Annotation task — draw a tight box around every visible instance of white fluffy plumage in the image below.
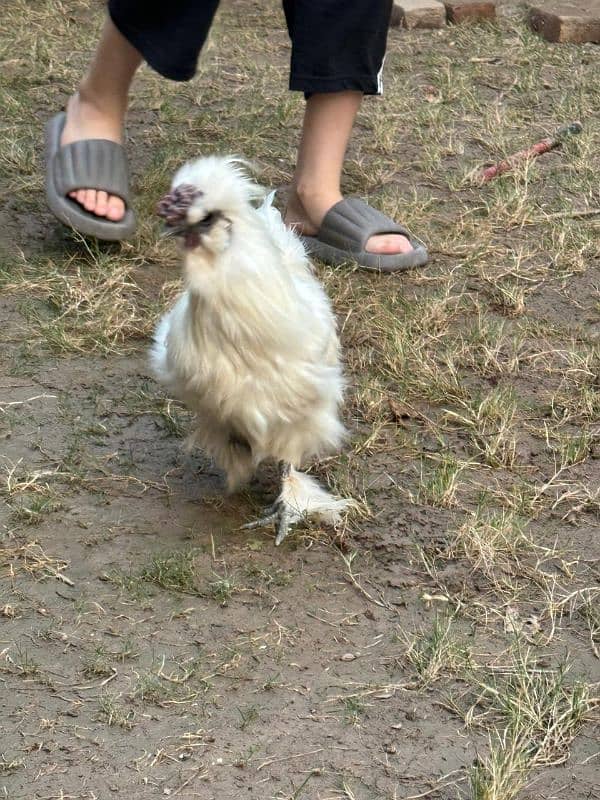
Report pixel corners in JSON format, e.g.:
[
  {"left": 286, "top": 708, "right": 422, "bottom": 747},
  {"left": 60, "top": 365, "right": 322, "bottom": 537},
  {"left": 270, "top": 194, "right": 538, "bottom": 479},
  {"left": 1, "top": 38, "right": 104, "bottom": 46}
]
[{"left": 151, "top": 156, "right": 354, "bottom": 543}]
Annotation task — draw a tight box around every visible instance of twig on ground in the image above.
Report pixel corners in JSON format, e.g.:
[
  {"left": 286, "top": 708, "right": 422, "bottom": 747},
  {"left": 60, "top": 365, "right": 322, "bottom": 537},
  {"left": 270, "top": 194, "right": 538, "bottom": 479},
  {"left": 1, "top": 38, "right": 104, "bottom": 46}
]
[
  {"left": 257, "top": 749, "right": 324, "bottom": 772},
  {"left": 338, "top": 550, "right": 396, "bottom": 612}
]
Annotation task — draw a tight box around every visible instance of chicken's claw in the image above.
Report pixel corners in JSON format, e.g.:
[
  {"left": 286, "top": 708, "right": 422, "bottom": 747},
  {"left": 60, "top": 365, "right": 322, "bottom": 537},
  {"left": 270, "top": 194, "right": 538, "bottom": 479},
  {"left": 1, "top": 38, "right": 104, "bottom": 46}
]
[{"left": 241, "top": 500, "right": 296, "bottom": 546}]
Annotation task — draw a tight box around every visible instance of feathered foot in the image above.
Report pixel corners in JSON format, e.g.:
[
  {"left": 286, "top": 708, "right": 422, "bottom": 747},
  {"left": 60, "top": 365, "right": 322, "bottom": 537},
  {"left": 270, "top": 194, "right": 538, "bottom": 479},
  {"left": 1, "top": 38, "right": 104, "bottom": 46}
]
[
  {"left": 241, "top": 462, "right": 356, "bottom": 546},
  {"left": 241, "top": 463, "right": 295, "bottom": 545},
  {"left": 241, "top": 498, "right": 296, "bottom": 546}
]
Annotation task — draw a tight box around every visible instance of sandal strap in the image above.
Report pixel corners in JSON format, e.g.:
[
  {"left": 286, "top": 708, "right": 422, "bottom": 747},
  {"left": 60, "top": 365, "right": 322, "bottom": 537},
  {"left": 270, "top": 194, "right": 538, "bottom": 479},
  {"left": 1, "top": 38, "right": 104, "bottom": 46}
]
[
  {"left": 318, "top": 198, "right": 411, "bottom": 252},
  {"left": 53, "top": 138, "right": 131, "bottom": 204}
]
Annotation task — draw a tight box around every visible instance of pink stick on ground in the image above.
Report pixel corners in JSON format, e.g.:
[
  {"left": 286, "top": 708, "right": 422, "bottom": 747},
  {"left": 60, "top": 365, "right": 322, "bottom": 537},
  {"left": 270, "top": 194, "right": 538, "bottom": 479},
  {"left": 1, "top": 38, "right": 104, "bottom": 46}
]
[
  {"left": 481, "top": 139, "right": 554, "bottom": 181},
  {"left": 479, "top": 121, "right": 582, "bottom": 183}
]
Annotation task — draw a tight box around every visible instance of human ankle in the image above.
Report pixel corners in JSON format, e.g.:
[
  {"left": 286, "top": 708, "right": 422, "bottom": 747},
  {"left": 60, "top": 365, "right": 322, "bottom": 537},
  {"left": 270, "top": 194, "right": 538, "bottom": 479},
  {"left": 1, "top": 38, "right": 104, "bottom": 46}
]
[
  {"left": 294, "top": 182, "right": 342, "bottom": 227},
  {"left": 295, "top": 178, "right": 341, "bottom": 201},
  {"left": 75, "top": 80, "right": 128, "bottom": 120}
]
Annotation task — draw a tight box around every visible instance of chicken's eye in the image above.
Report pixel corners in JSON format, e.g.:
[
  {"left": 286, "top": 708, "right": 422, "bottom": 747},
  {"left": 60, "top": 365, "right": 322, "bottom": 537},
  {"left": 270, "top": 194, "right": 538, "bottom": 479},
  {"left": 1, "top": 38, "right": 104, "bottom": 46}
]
[{"left": 190, "top": 212, "right": 217, "bottom": 231}]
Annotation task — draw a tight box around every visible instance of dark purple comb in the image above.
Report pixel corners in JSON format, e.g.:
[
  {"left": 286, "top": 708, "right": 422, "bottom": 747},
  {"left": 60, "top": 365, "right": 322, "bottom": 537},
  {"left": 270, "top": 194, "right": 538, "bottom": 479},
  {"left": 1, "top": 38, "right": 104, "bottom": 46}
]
[{"left": 156, "top": 183, "right": 203, "bottom": 227}]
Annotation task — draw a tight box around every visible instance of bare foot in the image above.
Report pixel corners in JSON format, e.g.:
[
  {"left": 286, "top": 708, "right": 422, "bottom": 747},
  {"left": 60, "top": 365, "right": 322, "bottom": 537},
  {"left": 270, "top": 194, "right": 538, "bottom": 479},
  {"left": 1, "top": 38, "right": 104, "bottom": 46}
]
[
  {"left": 285, "top": 188, "right": 414, "bottom": 256},
  {"left": 61, "top": 90, "right": 126, "bottom": 221}
]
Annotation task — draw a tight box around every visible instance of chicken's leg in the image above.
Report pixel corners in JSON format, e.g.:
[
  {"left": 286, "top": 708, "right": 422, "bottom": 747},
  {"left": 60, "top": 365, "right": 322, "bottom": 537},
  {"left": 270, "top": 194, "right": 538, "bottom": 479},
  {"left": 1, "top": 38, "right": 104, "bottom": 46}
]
[{"left": 241, "top": 462, "right": 298, "bottom": 546}]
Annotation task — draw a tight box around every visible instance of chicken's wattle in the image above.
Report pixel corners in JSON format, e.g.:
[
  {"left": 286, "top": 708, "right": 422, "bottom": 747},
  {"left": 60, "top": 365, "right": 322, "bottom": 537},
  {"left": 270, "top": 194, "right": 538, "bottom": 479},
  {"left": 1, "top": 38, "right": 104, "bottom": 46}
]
[{"left": 184, "top": 229, "right": 201, "bottom": 249}]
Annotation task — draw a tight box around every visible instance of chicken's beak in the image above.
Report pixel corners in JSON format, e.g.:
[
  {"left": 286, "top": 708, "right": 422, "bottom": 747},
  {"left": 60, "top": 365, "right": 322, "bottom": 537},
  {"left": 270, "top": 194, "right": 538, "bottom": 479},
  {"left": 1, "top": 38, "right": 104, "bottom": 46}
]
[{"left": 163, "top": 215, "right": 218, "bottom": 250}]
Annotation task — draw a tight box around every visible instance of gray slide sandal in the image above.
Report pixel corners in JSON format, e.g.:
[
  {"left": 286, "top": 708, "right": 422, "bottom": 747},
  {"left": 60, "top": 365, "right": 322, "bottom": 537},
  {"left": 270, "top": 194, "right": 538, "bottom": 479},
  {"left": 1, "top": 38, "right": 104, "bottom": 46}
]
[
  {"left": 45, "top": 112, "right": 136, "bottom": 241},
  {"left": 301, "top": 198, "right": 428, "bottom": 272}
]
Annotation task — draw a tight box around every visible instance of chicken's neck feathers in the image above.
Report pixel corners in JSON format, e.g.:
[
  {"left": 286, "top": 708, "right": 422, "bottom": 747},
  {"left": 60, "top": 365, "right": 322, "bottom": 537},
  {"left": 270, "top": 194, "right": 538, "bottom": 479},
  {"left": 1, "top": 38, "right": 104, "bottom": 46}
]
[{"left": 181, "top": 214, "right": 334, "bottom": 361}]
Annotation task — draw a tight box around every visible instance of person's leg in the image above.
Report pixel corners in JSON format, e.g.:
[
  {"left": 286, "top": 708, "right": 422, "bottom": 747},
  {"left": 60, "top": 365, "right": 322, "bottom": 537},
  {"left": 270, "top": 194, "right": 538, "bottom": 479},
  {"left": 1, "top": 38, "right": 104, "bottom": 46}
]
[
  {"left": 58, "top": 0, "right": 219, "bottom": 222},
  {"left": 286, "top": 91, "right": 361, "bottom": 230},
  {"left": 283, "top": 0, "right": 412, "bottom": 256},
  {"left": 61, "top": 17, "right": 141, "bottom": 221},
  {"left": 286, "top": 93, "right": 414, "bottom": 256}
]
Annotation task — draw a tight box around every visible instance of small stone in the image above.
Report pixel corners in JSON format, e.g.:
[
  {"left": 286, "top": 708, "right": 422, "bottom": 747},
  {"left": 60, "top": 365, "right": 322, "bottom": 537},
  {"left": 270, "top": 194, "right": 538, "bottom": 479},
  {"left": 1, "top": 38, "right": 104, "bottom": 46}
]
[
  {"left": 529, "top": 2, "right": 600, "bottom": 43},
  {"left": 391, "top": 1, "right": 446, "bottom": 29},
  {"left": 384, "top": 742, "right": 397, "bottom": 754},
  {"left": 340, "top": 652, "right": 357, "bottom": 661},
  {"left": 444, "top": 1, "right": 496, "bottom": 23}
]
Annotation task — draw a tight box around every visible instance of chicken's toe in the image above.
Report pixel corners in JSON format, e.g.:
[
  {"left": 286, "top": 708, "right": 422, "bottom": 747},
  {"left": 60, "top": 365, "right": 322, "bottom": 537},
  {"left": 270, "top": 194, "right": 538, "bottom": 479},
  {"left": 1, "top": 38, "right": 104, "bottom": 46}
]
[
  {"left": 274, "top": 504, "right": 294, "bottom": 546},
  {"left": 241, "top": 500, "right": 299, "bottom": 545},
  {"left": 240, "top": 504, "right": 279, "bottom": 531}
]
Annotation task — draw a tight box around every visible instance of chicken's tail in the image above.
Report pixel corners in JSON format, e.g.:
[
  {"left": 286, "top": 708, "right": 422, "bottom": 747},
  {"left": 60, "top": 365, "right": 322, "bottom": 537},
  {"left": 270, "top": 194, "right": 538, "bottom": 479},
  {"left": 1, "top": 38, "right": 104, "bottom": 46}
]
[{"left": 278, "top": 467, "right": 358, "bottom": 528}]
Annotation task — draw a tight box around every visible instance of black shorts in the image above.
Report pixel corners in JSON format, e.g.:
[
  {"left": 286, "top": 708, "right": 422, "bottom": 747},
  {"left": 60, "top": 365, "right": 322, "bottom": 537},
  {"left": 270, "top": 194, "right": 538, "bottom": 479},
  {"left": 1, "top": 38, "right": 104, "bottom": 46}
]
[{"left": 108, "top": 0, "right": 393, "bottom": 94}]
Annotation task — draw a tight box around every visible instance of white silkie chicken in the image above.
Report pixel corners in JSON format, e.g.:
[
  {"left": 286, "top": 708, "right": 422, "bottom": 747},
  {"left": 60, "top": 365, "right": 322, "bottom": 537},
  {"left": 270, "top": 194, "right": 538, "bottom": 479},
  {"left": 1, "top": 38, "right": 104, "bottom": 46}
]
[{"left": 151, "top": 156, "right": 355, "bottom": 545}]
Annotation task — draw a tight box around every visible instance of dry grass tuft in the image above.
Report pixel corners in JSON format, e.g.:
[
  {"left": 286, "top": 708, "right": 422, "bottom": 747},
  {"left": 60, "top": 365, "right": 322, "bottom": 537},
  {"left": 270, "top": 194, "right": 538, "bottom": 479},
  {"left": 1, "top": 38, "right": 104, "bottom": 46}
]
[
  {"left": 467, "top": 649, "right": 597, "bottom": 799},
  {"left": 0, "top": 540, "right": 72, "bottom": 585},
  {"left": 402, "top": 613, "right": 470, "bottom": 687},
  {"left": 0, "top": 249, "right": 179, "bottom": 354}
]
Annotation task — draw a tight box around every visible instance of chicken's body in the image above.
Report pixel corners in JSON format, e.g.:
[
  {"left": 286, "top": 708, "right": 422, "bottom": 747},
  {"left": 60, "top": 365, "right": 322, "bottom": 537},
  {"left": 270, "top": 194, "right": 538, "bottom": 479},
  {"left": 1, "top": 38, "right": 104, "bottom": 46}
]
[{"left": 151, "top": 157, "right": 353, "bottom": 543}]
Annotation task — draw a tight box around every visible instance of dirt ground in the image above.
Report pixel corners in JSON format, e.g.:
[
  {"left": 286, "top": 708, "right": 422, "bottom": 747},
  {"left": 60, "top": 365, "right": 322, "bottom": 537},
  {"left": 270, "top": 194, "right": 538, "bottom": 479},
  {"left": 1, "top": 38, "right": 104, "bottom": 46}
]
[{"left": 1, "top": 2, "right": 599, "bottom": 798}]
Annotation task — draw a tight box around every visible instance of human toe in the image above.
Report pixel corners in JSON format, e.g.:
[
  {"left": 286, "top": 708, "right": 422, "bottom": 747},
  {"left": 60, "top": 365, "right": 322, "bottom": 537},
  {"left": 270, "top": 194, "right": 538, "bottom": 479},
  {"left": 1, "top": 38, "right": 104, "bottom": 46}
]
[
  {"left": 106, "top": 195, "right": 126, "bottom": 222},
  {"left": 82, "top": 189, "right": 99, "bottom": 213},
  {"left": 94, "top": 190, "right": 109, "bottom": 217},
  {"left": 366, "top": 233, "right": 414, "bottom": 255}
]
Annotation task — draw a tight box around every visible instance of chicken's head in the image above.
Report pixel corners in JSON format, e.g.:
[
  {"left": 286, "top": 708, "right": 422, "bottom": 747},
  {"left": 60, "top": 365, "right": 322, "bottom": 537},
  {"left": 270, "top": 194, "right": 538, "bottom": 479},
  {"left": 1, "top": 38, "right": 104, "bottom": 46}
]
[{"left": 157, "top": 156, "right": 263, "bottom": 258}]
